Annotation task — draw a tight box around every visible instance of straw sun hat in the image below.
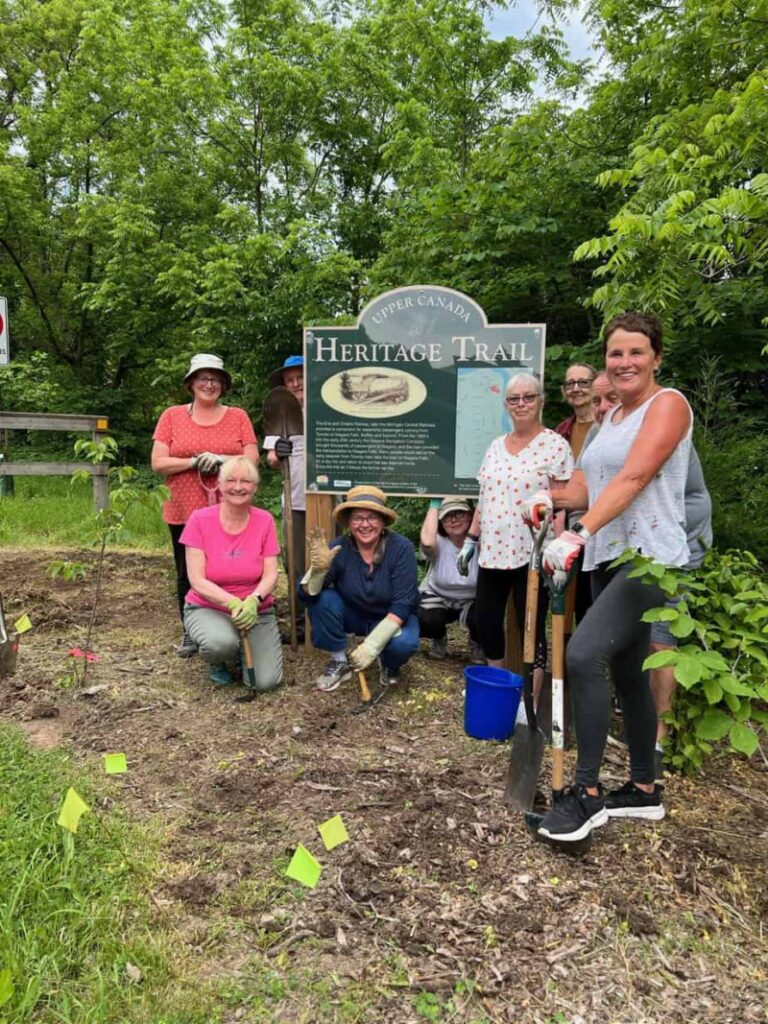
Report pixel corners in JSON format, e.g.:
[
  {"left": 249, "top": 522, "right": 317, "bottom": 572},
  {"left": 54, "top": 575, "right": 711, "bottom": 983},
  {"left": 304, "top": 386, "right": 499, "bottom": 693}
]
[{"left": 333, "top": 485, "right": 397, "bottom": 525}]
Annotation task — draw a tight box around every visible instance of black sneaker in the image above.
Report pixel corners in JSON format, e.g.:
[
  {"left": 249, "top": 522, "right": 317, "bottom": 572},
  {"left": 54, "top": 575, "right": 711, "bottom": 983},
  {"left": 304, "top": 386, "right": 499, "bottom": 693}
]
[
  {"left": 537, "top": 784, "right": 608, "bottom": 842},
  {"left": 381, "top": 667, "right": 400, "bottom": 688},
  {"left": 605, "top": 781, "right": 665, "bottom": 821}
]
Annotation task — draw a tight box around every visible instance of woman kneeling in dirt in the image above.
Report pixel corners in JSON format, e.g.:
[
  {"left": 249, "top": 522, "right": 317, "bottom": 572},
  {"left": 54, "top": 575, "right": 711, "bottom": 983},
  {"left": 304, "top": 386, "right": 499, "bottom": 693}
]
[
  {"left": 299, "top": 486, "right": 420, "bottom": 694},
  {"left": 180, "top": 456, "right": 282, "bottom": 692}
]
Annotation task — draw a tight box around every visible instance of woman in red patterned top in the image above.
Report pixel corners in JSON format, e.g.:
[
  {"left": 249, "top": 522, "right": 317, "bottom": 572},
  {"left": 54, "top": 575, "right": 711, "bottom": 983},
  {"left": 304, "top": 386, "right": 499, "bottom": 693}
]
[{"left": 151, "top": 354, "right": 259, "bottom": 656}]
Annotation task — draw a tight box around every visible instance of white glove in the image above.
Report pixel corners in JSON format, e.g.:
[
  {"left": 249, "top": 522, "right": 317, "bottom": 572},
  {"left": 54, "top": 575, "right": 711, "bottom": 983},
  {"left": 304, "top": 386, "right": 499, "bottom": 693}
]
[
  {"left": 521, "top": 490, "right": 553, "bottom": 528},
  {"left": 542, "top": 530, "right": 588, "bottom": 585},
  {"left": 349, "top": 618, "right": 401, "bottom": 671}
]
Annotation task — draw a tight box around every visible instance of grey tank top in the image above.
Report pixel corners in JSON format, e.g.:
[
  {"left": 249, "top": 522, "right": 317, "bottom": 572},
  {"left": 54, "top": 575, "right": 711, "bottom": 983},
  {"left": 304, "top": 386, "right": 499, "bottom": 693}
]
[{"left": 581, "top": 388, "right": 693, "bottom": 570}]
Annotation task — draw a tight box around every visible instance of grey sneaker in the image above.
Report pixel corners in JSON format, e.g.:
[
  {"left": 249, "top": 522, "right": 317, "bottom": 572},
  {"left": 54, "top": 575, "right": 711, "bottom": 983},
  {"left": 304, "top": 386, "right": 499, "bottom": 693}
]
[
  {"left": 428, "top": 638, "right": 447, "bottom": 660},
  {"left": 469, "top": 640, "right": 484, "bottom": 664},
  {"left": 314, "top": 660, "right": 352, "bottom": 693},
  {"left": 175, "top": 630, "right": 198, "bottom": 658}
]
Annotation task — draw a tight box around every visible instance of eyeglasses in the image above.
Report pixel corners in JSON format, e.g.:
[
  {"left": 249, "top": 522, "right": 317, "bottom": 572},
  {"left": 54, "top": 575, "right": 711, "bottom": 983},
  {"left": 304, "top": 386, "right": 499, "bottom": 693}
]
[
  {"left": 442, "top": 510, "right": 470, "bottom": 521},
  {"left": 563, "top": 379, "right": 594, "bottom": 391},
  {"left": 195, "top": 375, "right": 223, "bottom": 386},
  {"left": 349, "top": 514, "right": 381, "bottom": 525},
  {"left": 505, "top": 394, "right": 539, "bottom": 406}
]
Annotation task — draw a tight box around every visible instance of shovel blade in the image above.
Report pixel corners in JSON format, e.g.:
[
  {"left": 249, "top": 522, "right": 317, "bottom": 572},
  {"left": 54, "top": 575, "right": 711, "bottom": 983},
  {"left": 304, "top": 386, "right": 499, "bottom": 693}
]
[{"left": 504, "top": 724, "right": 546, "bottom": 810}]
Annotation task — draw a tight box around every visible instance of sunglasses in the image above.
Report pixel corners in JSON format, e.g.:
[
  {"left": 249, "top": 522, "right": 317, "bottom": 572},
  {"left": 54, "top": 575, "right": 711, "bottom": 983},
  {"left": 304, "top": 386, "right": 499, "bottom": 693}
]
[
  {"left": 563, "top": 379, "right": 594, "bottom": 391},
  {"left": 505, "top": 394, "right": 539, "bottom": 406}
]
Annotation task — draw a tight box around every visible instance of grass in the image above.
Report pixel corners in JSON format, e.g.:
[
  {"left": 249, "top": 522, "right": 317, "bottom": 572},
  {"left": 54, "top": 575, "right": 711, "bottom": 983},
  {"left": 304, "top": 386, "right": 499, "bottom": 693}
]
[
  {"left": 0, "top": 470, "right": 288, "bottom": 552},
  {"left": 0, "top": 478, "right": 168, "bottom": 551},
  {"left": 0, "top": 725, "right": 218, "bottom": 1024}
]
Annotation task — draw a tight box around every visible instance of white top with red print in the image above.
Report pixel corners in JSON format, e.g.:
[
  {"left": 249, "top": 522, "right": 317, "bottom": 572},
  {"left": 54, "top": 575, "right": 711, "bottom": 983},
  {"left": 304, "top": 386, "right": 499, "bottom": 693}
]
[{"left": 477, "top": 430, "right": 573, "bottom": 570}]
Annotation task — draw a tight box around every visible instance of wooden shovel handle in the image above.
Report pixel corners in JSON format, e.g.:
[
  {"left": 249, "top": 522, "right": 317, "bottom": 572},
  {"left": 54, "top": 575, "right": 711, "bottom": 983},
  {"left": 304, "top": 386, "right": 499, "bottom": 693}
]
[
  {"left": 357, "top": 671, "right": 371, "bottom": 703},
  {"left": 240, "top": 628, "right": 254, "bottom": 671}
]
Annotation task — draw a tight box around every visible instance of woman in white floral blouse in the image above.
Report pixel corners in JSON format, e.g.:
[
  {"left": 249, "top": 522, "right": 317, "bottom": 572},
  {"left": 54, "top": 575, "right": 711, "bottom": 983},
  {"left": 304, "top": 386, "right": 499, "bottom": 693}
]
[{"left": 457, "top": 374, "right": 573, "bottom": 676}]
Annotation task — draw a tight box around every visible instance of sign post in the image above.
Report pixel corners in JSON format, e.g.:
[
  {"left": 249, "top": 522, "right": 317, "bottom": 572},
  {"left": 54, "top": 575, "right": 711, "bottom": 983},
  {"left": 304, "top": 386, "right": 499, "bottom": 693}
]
[{"left": 304, "top": 285, "right": 545, "bottom": 497}]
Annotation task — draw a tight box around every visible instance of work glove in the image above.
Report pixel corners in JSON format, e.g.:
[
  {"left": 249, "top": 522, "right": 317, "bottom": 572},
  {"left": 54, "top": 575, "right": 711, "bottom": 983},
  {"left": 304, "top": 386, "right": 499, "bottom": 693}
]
[
  {"left": 300, "top": 528, "right": 340, "bottom": 595},
  {"left": 456, "top": 534, "right": 479, "bottom": 577},
  {"left": 228, "top": 596, "right": 259, "bottom": 630},
  {"left": 429, "top": 498, "right": 442, "bottom": 510},
  {"left": 274, "top": 437, "right": 293, "bottom": 459},
  {"left": 193, "top": 451, "right": 225, "bottom": 474},
  {"left": 349, "top": 617, "right": 402, "bottom": 671},
  {"left": 521, "top": 490, "right": 553, "bottom": 529},
  {"left": 542, "top": 530, "right": 588, "bottom": 587}
]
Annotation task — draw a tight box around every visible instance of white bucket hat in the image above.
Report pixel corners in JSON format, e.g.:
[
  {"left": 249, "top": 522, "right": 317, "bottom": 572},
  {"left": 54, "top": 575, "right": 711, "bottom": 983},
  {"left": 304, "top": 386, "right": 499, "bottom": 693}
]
[{"left": 184, "top": 353, "right": 232, "bottom": 390}]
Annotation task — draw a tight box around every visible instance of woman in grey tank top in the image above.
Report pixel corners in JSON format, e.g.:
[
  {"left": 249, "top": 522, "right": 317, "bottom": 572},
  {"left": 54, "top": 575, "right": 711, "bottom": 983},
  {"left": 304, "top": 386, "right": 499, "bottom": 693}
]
[{"left": 531, "top": 312, "right": 692, "bottom": 845}]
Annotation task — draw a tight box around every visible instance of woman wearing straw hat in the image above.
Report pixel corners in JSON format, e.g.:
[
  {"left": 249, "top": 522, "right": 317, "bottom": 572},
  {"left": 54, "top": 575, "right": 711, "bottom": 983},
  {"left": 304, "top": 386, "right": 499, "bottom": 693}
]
[
  {"left": 299, "top": 486, "right": 420, "bottom": 692},
  {"left": 152, "top": 354, "right": 258, "bottom": 657}
]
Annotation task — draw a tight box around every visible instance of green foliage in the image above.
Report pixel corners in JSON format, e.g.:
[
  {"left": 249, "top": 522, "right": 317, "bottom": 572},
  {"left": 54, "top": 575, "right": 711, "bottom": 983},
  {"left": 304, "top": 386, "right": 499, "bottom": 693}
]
[
  {"left": 46, "top": 560, "right": 89, "bottom": 583},
  {"left": 0, "top": 725, "right": 215, "bottom": 1023},
  {"left": 70, "top": 437, "right": 169, "bottom": 682},
  {"left": 633, "top": 549, "right": 768, "bottom": 773}
]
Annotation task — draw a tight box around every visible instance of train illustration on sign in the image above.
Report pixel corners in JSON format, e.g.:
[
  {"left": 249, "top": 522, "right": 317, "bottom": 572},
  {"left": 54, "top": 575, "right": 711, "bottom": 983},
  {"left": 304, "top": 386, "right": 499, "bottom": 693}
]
[{"left": 339, "top": 371, "right": 409, "bottom": 405}]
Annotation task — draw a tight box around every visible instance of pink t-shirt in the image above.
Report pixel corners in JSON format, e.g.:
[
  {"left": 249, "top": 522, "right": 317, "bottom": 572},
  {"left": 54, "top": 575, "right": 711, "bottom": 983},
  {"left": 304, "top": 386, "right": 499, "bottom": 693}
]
[
  {"left": 153, "top": 405, "right": 258, "bottom": 524},
  {"left": 180, "top": 505, "right": 280, "bottom": 611}
]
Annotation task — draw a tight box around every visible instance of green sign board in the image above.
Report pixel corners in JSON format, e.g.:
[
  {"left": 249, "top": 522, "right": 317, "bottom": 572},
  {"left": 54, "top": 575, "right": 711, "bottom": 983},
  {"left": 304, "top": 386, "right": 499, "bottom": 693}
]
[{"left": 305, "top": 285, "right": 545, "bottom": 496}]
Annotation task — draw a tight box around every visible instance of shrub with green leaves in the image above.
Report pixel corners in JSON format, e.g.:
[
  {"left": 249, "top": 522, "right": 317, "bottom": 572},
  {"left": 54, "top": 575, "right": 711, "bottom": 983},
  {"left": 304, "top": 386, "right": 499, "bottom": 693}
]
[{"left": 622, "top": 549, "right": 768, "bottom": 773}]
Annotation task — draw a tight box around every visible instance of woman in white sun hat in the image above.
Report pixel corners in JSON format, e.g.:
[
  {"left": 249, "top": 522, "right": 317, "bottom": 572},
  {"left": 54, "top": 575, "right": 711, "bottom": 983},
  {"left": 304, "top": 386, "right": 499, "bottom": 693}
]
[{"left": 151, "top": 354, "right": 258, "bottom": 657}]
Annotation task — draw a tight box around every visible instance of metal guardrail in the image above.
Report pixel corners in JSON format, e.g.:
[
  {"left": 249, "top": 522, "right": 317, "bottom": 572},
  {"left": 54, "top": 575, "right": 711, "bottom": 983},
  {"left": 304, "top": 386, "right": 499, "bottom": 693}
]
[{"left": 0, "top": 412, "right": 110, "bottom": 510}]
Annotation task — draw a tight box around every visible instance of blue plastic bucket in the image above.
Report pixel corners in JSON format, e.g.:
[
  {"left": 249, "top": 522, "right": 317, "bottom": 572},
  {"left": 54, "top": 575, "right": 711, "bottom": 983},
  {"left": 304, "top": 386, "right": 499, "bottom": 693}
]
[{"left": 463, "top": 666, "right": 524, "bottom": 741}]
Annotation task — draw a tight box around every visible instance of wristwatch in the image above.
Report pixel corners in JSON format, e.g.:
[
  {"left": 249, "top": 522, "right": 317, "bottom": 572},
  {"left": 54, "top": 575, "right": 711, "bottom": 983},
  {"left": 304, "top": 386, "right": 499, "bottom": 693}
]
[{"left": 571, "top": 522, "right": 592, "bottom": 539}]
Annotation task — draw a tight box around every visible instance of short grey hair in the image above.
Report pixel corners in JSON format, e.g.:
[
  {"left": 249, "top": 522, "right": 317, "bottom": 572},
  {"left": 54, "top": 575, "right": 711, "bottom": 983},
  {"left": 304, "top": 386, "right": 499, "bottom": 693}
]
[
  {"left": 505, "top": 372, "right": 543, "bottom": 399},
  {"left": 219, "top": 456, "right": 260, "bottom": 486}
]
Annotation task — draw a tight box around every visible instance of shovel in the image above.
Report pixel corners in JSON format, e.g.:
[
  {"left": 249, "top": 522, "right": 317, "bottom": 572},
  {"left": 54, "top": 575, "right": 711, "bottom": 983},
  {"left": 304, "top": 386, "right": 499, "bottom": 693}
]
[
  {"left": 524, "top": 568, "right": 594, "bottom": 856},
  {"left": 503, "top": 517, "right": 551, "bottom": 810},
  {"left": 262, "top": 386, "right": 304, "bottom": 652},
  {"left": 236, "top": 628, "right": 258, "bottom": 703},
  {"left": 350, "top": 668, "right": 389, "bottom": 714}
]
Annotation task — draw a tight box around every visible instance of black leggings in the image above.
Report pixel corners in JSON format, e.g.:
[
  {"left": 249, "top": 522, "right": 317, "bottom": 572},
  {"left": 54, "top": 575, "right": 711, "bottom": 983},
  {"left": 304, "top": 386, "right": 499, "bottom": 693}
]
[
  {"left": 417, "top": 602, "right": 479, "bottom": 643},
  {"left": 474, "top": 565, "right": 547, "bottom": 667},
  {"left": 568, "top": 564, "right": 664, "bottom": 787},
  {"left": 168, "top": 524, "right": 189, "bottom": 622}
]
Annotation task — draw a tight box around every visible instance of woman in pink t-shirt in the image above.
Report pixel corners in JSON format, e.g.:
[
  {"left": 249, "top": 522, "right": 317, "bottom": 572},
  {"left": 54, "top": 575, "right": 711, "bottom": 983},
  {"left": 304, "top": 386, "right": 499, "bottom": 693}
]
[
  {"left": 151, "top": 354, "right": 258, "bottom": 656},
  {"left": 180, "top": 457, "right": 282, "bottom": 692}
]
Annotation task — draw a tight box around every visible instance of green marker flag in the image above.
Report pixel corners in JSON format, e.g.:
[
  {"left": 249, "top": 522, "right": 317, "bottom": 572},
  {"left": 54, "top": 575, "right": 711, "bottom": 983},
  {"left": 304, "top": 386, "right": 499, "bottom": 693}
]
[
  {"left": 0, "top": 968, "right": 14, "bottom": 1008},
  {"left": 58, "top": 788, "right": 90, "bottom": 834},
  {"left": 285, "top": 844, "right": 322, "bottom": 888},
  {"left": 104, "top": 753, "right": 127, "bottom": 775},
  {"left": 318, "top": 814, "right": 349, "bottom": 851}
]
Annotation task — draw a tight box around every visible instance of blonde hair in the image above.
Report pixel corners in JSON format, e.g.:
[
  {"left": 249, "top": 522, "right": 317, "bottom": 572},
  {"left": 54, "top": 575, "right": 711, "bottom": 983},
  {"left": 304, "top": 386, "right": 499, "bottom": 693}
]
[{"left": 219, "top": 456, "right": 259, "bottom": 486}]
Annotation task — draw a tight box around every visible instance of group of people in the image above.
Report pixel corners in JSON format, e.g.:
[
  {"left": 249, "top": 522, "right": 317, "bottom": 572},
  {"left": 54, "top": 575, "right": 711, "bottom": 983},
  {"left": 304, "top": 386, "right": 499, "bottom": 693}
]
[{"left": 151, "top": 310, "right": 711, "bottom": 845}]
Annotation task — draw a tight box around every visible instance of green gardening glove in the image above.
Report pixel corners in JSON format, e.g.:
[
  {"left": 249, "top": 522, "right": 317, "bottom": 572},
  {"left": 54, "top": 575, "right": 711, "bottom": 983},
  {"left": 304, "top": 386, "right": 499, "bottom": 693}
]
[{"left": 229, "top": 596, "right": 259, "bottom": 630}]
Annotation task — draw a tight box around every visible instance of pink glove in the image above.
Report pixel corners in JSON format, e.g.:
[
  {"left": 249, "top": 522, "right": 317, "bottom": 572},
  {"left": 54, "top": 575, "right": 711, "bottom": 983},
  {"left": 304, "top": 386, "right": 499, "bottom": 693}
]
[
  {"left": 542, "top": 530, "right": 587, "bottom": 578},
  {"left": 521, "top": 490, "right": 553, "bottom": 528}
]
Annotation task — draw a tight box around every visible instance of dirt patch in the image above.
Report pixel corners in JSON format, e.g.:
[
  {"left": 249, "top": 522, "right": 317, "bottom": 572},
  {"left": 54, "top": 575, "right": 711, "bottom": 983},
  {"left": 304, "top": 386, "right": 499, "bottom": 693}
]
[{"left": 2, "top": 546, "right": 767, "bottom": 1023}]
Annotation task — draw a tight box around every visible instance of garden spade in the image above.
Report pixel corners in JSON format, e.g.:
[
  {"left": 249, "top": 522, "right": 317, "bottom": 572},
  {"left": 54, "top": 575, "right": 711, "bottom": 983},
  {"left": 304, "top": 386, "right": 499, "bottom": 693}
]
[
  {"left": 504, "top": 517, "right": 551, "bottom": 811},
  {"left": 524, "top": 568, "right": 594, "bottom": 856},
  {"left": 237, "top": 628, "right": 258, "bottom": 702},
  {"left": 262, "top": 386, "right": 304, "bottom": 651}
]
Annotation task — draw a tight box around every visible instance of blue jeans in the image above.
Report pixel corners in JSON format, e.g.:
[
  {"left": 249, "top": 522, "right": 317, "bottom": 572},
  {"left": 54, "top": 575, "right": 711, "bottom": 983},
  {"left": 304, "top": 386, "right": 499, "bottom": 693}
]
[{"left": 307, "top": 589, "right": 419, "bottom": 670}]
